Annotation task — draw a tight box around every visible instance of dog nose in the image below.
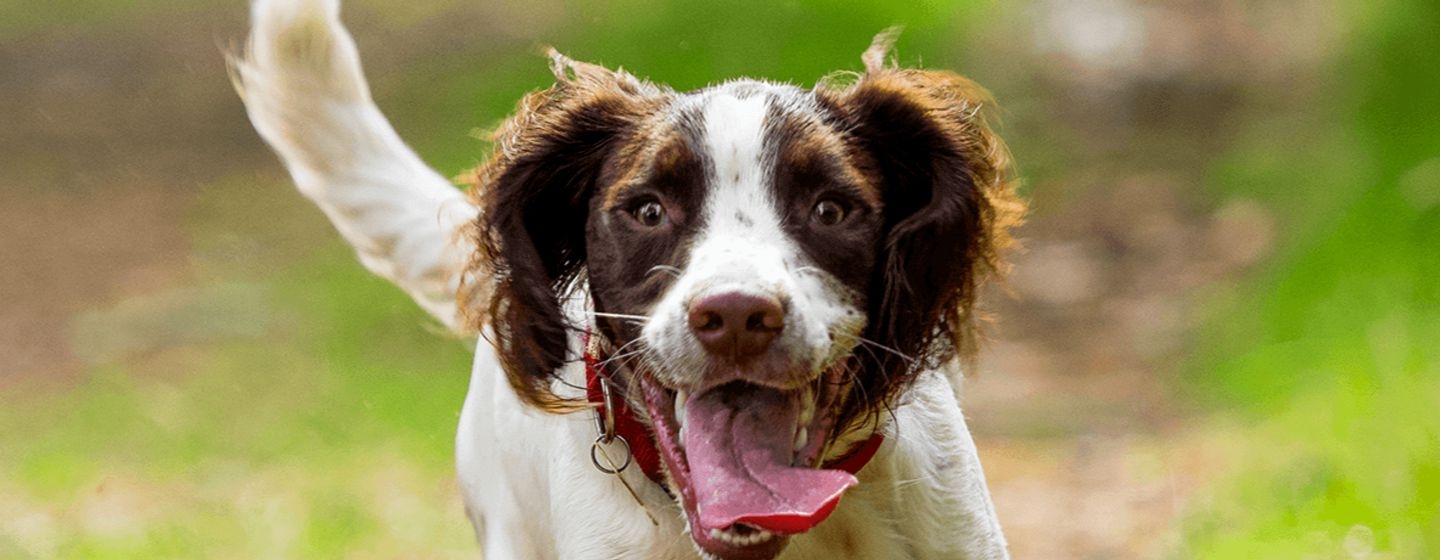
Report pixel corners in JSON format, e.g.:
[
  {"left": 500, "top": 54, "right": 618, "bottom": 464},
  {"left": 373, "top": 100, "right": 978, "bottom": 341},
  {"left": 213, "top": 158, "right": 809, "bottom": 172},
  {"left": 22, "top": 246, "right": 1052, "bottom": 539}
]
[{"left": 688, "top": 292, "right": 784, "bottom": 359}]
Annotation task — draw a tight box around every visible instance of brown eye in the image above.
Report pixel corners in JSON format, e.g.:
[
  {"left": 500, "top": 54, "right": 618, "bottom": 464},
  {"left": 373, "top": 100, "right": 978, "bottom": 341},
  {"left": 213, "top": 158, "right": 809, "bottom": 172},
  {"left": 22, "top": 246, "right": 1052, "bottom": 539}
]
[
  {"left": 812, "top": 199, "right": 847, "bottom": 226},
  {"left": 633, "top": 200, "right": 667, "bottom": 228}
]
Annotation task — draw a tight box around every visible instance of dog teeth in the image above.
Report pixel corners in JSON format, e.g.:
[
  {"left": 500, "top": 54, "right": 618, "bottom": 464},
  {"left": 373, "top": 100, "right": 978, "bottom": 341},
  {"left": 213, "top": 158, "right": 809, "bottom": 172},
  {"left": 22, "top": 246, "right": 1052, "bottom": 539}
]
[
  {"left": 673, "top": 388, "right": 685, "bottom": 446},
  {"left": 797, "top": 387, "right": 814, "bottom": 428},
  {"left": 709, "top": 527, "right": 775, "bottom": 547},
  {"left": 793, "top": 386, "right": 815, "bottom": 453}
]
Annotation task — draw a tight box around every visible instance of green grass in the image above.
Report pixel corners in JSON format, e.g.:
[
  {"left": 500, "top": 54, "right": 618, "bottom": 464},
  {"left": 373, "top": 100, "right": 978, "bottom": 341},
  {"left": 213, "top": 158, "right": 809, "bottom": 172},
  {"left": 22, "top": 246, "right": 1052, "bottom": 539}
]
[{"left": 0, "top": 250, "right": 479, "bottom": 558}]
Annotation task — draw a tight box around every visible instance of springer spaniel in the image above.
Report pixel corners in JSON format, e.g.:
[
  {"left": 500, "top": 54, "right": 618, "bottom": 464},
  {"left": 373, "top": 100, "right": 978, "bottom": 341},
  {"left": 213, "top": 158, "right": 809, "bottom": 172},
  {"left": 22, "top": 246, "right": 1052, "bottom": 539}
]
[{"left": 234, "top": 0, "right": 1024, "bottom": 558}]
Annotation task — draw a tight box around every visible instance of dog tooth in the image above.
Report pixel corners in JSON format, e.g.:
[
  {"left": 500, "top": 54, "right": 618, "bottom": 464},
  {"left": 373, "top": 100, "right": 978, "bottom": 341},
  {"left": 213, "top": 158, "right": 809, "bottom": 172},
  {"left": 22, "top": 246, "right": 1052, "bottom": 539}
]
[
  {"left": 708, "top": 525, "right": 775, "bottom": 547},
  {"left": 793, "top": 427, "right": 808, "bottom": 453},
  {"left": 675, "top": 391, "right": 688, "bottom": 446},
  {"left": 797, "top": 388, "right": 814, "bottom": 427}
]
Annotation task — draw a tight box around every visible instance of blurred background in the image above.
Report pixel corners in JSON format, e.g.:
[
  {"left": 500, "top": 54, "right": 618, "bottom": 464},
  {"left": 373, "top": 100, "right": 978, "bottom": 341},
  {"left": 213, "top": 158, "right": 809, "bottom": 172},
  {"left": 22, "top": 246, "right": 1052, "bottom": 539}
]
[{"left": 2, "top": 0, "right": 1436, "bottom": 557}]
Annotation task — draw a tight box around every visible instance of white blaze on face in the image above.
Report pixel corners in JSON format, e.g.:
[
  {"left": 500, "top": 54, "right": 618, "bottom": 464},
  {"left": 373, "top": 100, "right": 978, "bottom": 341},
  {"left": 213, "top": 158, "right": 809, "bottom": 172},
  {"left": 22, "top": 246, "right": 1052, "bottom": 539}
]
[
  {"left": 701, "top": 93, "right": 785, "bottom": 244},
  {"left": 690, "top": 92, "right": 790, "bottom": 289},
  {"left": 640, "top": 86, "right": 865, "bottom": 390}
]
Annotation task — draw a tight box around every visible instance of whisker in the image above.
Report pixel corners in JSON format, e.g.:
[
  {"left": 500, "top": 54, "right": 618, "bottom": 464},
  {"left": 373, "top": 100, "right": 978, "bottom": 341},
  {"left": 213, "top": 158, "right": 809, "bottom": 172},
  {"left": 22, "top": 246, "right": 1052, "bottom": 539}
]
[
  {"left": 593, "top": 354, "right": 645, "bottom": 374},
  {"left": 591, "top": 312, "right": 652, "bottom": 323},
  {"left": 596, "top": 351, "right": 646, "bottom": 372},
  {"left": 597, "top": 337, "right": 646, "bottom": 362},
  {"left": 854, "top": 338, "right": 888, "bottom": 369},
  {"left": 647, "top": 265, "right": 682, "bottom": 279},
  {"left": 833, "top": 331, "right": 915, "bottom": 364}
]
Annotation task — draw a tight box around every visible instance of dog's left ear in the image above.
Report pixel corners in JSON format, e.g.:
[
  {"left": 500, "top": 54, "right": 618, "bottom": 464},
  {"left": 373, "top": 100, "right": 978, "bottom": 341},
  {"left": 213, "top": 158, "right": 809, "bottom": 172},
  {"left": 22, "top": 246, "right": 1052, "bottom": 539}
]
[
  {"left": 464, "top": 51, "right": 664, "bottom": 412},
  {"left": 822, "top": 30, "right": 1025, "bottom": 402}
]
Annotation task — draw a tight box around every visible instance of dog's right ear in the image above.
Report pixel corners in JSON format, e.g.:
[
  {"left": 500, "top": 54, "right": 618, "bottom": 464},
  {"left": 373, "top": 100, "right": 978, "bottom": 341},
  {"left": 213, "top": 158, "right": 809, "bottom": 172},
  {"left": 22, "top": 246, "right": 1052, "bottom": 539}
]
[
  {"left": 463, "top": 51, "right": 665, "bottom": 412},
  {"left": 818, "top": 30, "right": 1025, "bottom": 423}
]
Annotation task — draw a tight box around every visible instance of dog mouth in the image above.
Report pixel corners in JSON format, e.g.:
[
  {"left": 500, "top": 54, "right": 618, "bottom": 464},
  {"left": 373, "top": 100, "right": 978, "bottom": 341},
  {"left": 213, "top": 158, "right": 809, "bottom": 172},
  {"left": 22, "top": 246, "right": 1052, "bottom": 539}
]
[{"left": 638, "top": 367, "right": 854, "bottom": 560}]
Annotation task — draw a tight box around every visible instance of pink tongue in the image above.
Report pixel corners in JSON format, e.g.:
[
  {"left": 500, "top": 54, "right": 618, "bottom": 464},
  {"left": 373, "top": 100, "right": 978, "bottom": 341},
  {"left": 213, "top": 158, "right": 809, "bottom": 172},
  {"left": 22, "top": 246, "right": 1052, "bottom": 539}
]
[{"left": 684, "top": 385, "right": 857, "bottom": 535}]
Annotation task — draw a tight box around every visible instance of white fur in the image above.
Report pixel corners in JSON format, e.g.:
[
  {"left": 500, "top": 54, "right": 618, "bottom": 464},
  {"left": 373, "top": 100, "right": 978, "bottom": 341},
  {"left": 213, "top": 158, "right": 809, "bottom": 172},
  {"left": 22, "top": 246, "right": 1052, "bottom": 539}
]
[{"left": 238, "top": 1, "right": 1009, "bottom": 558}]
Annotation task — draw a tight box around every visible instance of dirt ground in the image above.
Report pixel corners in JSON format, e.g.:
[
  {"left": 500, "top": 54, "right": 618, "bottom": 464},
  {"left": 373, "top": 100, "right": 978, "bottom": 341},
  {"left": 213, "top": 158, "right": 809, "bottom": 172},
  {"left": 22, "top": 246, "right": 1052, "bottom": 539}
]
[{"left": 966, "top": 180, "right": 1270, "bottom": 558}]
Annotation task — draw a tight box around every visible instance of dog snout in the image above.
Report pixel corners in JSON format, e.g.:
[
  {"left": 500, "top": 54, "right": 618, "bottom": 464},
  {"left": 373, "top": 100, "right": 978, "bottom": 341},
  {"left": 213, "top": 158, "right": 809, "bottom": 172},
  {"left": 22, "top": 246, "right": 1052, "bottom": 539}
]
[{"left": 687, "top": 292, "right": 784, "bottom": 360}]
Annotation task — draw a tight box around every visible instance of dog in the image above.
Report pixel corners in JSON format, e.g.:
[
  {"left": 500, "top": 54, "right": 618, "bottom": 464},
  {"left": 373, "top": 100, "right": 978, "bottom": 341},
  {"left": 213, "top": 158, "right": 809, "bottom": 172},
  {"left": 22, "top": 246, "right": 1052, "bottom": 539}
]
[{"left": 234, "top": 0, "right": 1023, "bottom": 558}]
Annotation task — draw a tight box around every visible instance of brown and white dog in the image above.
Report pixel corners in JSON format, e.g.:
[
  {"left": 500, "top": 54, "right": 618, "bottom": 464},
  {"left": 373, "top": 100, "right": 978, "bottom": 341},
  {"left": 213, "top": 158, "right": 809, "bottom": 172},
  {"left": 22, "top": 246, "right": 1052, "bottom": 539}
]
[{"left": 235, "top": 0, "right": 1024, "bottom": 558}]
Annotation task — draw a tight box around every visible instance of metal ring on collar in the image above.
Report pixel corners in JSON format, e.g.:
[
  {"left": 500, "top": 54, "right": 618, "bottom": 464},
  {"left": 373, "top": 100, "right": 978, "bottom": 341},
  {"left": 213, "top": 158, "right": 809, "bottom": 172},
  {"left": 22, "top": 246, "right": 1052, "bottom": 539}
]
[{"left": 590, "top": 433, "right": 633, "bottom": 474}]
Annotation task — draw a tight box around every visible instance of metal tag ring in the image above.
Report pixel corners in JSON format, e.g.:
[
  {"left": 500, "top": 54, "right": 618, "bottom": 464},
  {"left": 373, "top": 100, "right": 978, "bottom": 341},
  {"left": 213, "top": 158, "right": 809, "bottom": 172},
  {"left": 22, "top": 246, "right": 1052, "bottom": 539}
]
[{"left": 590, "top": 433, "right": 633, "bottom": 475}]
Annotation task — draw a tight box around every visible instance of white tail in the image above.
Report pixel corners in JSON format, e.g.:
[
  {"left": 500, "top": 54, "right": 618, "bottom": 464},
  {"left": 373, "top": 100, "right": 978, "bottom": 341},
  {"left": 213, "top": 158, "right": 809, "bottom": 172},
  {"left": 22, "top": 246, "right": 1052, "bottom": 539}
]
[{"left": 231, "top": 0, "right": 477, "bottom": 331}]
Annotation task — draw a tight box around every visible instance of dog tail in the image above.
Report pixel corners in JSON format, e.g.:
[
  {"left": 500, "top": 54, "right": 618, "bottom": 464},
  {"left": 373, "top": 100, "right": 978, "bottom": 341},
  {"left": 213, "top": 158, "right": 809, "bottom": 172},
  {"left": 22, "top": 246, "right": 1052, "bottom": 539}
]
[{"left": 230, "top": 0, "right": 477, "bottom": 331}]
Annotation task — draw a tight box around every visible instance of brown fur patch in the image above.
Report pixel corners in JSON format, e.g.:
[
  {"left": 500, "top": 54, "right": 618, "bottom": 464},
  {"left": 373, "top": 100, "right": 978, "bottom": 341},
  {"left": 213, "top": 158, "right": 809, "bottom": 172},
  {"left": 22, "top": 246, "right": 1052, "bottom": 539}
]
[
  {"left": 774, "top": 117, "right": 881, "bottom": 207},
  {"left": 599, "top": 132, "right": 694, "bottom": 211}
]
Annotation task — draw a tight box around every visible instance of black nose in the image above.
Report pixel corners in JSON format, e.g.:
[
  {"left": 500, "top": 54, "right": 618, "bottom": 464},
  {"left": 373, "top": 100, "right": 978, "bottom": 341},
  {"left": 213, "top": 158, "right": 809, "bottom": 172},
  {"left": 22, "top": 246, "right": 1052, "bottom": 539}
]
[{"left": 687, "top": 292, "right": 785, "bottom": 359}]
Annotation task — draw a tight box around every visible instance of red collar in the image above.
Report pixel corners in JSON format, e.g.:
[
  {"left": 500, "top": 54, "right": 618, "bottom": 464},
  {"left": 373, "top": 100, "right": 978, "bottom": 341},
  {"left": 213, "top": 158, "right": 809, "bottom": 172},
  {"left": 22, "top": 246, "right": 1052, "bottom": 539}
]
[{"left": 583, "top": 338, "right": 884, "bottom": 486}]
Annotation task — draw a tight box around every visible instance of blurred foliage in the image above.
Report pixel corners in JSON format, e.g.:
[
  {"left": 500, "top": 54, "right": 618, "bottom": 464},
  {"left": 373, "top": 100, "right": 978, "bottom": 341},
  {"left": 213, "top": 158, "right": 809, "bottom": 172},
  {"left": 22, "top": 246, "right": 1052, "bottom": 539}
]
[
  {"left": 373, "top": 0, "right": 994, "bottom": 173},
  {"left": 0, "top": 0, "right": 219, "bottom": 34},
  {"left": 1182, "top": 0, "right": 1440, "bottom": 556}
]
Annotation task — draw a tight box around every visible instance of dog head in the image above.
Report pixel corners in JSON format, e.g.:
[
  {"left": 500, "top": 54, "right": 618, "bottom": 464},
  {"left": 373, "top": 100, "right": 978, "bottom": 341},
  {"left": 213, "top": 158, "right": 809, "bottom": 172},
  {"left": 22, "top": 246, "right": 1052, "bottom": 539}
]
[{"left": 465, "top": 31, "right": 1022, "bottom": 559}]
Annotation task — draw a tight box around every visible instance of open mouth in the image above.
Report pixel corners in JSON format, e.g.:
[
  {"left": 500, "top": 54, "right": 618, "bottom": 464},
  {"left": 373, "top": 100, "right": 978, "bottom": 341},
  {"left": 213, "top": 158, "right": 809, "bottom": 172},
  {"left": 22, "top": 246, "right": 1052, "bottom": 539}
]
[{"left": 638, "top": 366, "right": 855, "bottom": 560}]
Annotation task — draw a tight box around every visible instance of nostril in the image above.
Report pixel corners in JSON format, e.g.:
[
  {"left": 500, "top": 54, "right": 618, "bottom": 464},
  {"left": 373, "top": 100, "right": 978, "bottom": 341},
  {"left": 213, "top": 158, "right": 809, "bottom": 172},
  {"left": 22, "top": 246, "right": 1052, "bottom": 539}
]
[
  {"left": 691, "top": 310, "right": 724, "bottom": 332},
  {"left": 688, "top": 292, "right": 785, "bottom": 359},
  {"left": 745, "top": 310, "right": 782, "bottom": 332}
]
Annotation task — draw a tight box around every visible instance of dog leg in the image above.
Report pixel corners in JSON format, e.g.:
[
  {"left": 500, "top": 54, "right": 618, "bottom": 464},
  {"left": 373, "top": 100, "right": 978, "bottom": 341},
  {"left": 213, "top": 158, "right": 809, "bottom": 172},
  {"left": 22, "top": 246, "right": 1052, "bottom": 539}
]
[{"left": 231, "top": 0, "right": 477, "bottom": 330}]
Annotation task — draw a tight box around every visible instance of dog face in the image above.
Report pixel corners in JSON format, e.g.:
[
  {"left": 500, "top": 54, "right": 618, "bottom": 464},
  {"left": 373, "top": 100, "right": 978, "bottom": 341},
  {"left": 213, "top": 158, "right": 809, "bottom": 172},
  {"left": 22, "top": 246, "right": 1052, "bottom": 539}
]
[
  {"left": 467, "top": 34, "right": 1022, "bottom": 560},
  {"left": 594, "top": 85, "right": 877, "bottom": 397}
]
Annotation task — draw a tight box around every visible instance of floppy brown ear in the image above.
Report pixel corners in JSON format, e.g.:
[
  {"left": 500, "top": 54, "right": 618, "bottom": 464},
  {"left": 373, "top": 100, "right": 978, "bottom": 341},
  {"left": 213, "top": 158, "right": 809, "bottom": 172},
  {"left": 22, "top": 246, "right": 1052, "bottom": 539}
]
[
  {"left": 823, "top": 31, "right": 1025, "bottom": 409},
  {"left": 463, "top": 52, "right": 665, "bottom": 412}
]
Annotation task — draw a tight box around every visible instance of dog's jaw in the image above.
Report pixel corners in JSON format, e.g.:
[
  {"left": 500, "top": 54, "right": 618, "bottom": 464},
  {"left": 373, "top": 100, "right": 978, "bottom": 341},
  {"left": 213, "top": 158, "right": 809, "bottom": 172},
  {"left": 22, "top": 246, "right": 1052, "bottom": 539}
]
[{"left": 636, "top": 364, "right": 860, "bottom": 560}]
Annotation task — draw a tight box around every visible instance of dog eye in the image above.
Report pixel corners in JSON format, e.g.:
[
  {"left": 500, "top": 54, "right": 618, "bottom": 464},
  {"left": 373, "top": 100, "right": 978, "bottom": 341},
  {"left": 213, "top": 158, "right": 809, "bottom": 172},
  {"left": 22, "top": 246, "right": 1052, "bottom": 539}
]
[
  {"left": 811, "top": 199, "right": 847, "bottom": 226},
  {"left": 633, "top": 200, "right": 667, "bottom": 228}
]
